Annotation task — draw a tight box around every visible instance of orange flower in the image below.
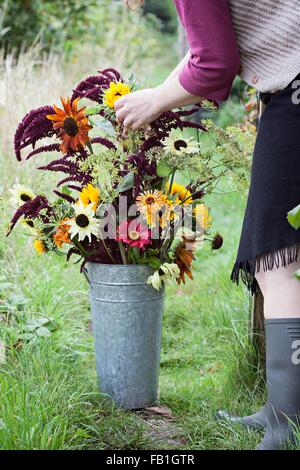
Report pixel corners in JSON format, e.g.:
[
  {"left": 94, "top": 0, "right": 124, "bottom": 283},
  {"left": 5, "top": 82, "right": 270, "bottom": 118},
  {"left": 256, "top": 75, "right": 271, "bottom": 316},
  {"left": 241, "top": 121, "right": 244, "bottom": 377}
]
[
  {"left": 53, "top": 218, "right": 72, "bottom": 248},
  {"left": 175, "top": 240, "right": 195, "bottom": 285},
  {"left": 47, "top": 97, "right": 92, "bottom": 154}
]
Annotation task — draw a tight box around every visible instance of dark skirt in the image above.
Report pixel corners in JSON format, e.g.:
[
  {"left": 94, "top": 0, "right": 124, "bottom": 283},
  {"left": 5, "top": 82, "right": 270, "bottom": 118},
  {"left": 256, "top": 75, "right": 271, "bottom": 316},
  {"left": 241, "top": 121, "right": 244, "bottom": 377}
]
[{"left": 231, "top": 74, "right": 300, "bottom": 293}]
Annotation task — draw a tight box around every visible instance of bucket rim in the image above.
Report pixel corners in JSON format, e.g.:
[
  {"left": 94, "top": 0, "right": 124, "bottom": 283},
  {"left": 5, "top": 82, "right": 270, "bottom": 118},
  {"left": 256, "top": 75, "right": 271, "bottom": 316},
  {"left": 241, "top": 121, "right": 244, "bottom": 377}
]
[{"left": 86, "top": 262, "right": 154, "bottom": 269}]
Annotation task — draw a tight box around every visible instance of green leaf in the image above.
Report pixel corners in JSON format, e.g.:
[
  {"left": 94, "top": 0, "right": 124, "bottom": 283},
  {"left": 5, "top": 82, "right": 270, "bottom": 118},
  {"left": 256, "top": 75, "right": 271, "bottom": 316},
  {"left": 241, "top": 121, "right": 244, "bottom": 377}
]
[
  {"left": 90, "top": 116, "right": 115, "bottom": 136},
  {"left": 23, "top": 319, "right": 40, "bottom": 332},
  {"left": 157, "top": 160, "right": 172, "bottom": 177},
  {"left": 288, "top": 204, "right": 300, "bottom": 229},
  {"left": 173, "top": 170, "right": 195, "bottom": 187},
  {"left": 19, "top": 332, "right": 35, "bottom": 342},
  {"left": 61, "top": 185, "right": 72, "bottom": 196},
  {"left": 295, "top": 269, "right": 300, "bottom": 281},
  {"left": 117, "top": 172, "right": 135, "bottom": 193},
  {"left": 35, "top": 327, "right": 51, "bottom": 338},
  {"left": 148, "top": 257, "right": 161, "bottom": 269},
  {"left": 86, "top": 106, "right": 101, "bottom": 116}
]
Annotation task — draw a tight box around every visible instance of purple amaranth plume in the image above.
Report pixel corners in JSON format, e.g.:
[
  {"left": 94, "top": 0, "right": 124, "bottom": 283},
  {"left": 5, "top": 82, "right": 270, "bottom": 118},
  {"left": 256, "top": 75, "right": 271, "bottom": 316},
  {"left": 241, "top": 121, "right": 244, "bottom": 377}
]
[
  {"left": 127, "top": 151, "right": 157, "bottom": 177},
  {"left": 26, "top": 144, "right": 61, "bottom": 161},
  {"left": 91, "top": 137, "right": 116, "bottom": 150},
  {"left": 14, "top": 106, "right": 57, "bottom": 161},
  {"left": 57, "top": 174, "right": 92, "bottom": 188},
  {"left": 53, "top": 190, "right": 75, "bottom": 204},
  {"left": 7, "top": 196, "right": 51, "bottom": 235},
  {"left": 150, "top": 109, "right": 206, "bottom": 141},
  {"left": 67, "top": 185, "right": 83, "bottom": 192},
  {"left": 38, "top": 157, "right": 92, "bottom": 187},
  {"left": 71, "top": 68, "right": 121, "bottom": 104}
]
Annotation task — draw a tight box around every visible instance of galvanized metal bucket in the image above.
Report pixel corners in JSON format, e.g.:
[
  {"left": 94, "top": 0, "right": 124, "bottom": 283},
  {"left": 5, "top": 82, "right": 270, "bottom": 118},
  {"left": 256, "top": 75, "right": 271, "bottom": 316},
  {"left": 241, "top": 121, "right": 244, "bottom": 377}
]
[{"left": 86, "top": 263, "right": 165, "bottom": 410}]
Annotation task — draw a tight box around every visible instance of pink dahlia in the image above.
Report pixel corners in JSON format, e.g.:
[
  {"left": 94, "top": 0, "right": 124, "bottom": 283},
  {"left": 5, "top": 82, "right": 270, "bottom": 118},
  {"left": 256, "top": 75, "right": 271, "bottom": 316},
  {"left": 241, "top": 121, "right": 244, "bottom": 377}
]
[{"left": 116, "top": 220, "right": 152, "bottom": 250}]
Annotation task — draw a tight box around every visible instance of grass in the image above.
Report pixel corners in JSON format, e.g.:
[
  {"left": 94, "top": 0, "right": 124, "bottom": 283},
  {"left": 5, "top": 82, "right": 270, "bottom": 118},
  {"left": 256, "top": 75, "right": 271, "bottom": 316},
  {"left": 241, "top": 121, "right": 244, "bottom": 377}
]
[
  {"left": 0, "top": 21, "right": 278, "bottom": 450},
  {"left": 0, "top": 184, "right": 269, "bottom": 450}
]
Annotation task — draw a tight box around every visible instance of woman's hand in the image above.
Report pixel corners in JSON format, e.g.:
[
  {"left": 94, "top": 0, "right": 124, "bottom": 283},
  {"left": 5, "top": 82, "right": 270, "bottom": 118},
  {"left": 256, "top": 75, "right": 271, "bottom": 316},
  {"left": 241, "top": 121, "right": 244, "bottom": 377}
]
[
  {"left": 114, "top": 88, "right": 162, "bottom": 137},
  {"left": 114, "top": 77, "right": 203, "bottom": 137},
  {"left": 123, "top": 0, "right": 144, "bottom": 11}
]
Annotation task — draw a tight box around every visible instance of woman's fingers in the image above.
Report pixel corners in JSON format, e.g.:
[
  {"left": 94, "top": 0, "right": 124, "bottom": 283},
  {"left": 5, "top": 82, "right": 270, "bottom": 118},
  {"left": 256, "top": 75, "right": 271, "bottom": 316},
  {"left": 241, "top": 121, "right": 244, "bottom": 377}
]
[
  {"left": 115, "top": 107, "right": 127, "bottom": 125},
  {"left": 114, "top": 96, "right": 126, "bottom": 111}
]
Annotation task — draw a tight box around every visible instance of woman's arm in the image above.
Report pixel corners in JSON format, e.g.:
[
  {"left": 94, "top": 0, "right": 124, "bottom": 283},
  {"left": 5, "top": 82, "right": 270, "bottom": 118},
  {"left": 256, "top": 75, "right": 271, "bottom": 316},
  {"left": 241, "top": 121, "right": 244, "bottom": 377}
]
[
  {"left": 116, "top": 0, "right": 240, "bottom": 136},
  {"left": 164, "top": 51, "right": 190, "bottom": 83}
]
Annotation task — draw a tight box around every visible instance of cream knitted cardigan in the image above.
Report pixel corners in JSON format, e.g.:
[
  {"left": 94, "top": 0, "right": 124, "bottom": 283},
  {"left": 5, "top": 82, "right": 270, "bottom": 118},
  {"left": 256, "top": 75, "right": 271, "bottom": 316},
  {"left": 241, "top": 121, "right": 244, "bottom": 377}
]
[{"left": 228, "top": 0, "right": 300, "bottom": 92}]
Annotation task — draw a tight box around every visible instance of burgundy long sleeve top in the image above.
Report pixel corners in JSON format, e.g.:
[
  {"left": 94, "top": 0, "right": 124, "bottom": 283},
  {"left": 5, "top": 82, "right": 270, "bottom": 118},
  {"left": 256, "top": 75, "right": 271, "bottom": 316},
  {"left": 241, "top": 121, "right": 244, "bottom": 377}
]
[{"left": 173, "top": 0, "right": 240, "bottom": 101}]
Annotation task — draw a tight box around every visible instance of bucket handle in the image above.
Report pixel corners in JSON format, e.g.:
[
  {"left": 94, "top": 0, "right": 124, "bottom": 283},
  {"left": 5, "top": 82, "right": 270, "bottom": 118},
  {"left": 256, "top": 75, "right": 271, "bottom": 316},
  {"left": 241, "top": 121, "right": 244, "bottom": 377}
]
[{"left": 83, "top": 267, "right": 91, "bottom": 286}]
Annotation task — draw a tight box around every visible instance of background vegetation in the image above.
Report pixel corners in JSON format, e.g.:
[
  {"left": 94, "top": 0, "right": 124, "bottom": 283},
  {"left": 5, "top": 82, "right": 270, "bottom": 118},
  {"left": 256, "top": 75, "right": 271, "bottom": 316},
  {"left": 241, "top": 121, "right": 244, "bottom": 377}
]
[{"left": 1, "top": 0, "right": 296, "bottom": 451}]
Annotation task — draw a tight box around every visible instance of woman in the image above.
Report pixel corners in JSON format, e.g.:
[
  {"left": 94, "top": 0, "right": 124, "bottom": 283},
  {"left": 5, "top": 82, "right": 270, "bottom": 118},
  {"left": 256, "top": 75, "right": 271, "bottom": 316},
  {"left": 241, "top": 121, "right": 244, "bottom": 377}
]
[{"left": 120, "top": 0, "right": 300, "bottom": 451}]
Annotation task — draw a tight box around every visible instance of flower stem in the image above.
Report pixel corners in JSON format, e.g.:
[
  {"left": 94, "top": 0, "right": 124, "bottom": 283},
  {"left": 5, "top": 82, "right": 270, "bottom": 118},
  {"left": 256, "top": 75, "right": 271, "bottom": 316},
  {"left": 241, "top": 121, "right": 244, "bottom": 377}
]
[
  {"left": 101, "top": 238, "right": 118, "bottom": 264},
  {"left": 118, "top": 241, "right": 127, "bottom": 265},
  {"left": 87, "top": 141, "right": 94, "bottom": 155}
]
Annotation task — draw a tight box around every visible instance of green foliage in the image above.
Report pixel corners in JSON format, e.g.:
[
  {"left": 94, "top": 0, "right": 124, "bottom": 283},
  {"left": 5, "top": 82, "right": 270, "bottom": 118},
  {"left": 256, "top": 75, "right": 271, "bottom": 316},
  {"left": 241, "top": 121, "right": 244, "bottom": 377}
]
[
  {"left": 142, "top": 0, "right": 177, "bottom": 34},
  {"left": 288, "top": 204, "right": 300, "bottom": 230},
  {"left": 1, "top": 0, "right": 170, "bottom": 57},
  {"left": 1, "top": 0, "right": 95, "bottom": 55}
]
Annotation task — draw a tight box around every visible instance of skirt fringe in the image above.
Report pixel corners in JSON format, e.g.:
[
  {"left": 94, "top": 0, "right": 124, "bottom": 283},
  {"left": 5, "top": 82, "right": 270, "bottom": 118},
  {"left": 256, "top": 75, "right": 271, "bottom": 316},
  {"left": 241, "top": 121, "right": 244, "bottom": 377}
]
[{"left": 231, "top": 242, "right": 300, "bottom": 294}]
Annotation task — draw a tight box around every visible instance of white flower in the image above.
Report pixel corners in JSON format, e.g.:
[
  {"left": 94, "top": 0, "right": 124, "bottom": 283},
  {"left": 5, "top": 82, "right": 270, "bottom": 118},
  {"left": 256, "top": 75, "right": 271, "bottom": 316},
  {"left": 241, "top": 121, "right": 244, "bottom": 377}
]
[
  {"left": 147, "top": 263, "right": 180, "bottom": 291},
  {"left": 160, "top": 263, "right": 180, "bottom": 278},
  {"left": 147, "top": 270, "right": 162, "bottom": 291},
  {"left": 68, "top": 201, "right": 99, "bottom": 242},
  {"left": 162, "top": 132, "right": 199, "bottom": 155},
  {"left": 21, "top": 219, "right": 37, "bottom": 235},
  {"left": 9, "top": 184, "right": 35, "bottom": 207}
]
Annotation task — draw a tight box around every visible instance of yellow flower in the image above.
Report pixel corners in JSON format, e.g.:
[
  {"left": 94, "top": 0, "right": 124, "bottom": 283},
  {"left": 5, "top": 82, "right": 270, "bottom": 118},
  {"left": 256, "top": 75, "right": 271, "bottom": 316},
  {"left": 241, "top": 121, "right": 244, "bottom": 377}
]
[
  {"left": 34, "top": 239, "right": 47, "bottom": 255},
  {"left": 136, "top": 190, "right": 165, "bottom": 226},
  {"left": 166, "top": 181, "right": 192, "bottom": 205},
  {"left": 103, "top": 82, "right": 131, "bottom": 109},
  {"left": 193, "top": 204, "right": 212, "bottom": 230},
  {"left": 79, "top": 184, "right": 100, "bottom": 210}
]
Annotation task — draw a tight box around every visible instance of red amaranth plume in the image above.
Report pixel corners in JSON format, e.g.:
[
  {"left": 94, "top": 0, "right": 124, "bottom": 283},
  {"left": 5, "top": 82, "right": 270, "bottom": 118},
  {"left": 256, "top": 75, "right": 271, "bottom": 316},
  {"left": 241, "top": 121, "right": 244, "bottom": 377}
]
[
  {"left": 71, "top": 68, "right": 121, "bottom": 104},
  {"left": 14, "top": 106, "right": 57, "bottom": 161}
]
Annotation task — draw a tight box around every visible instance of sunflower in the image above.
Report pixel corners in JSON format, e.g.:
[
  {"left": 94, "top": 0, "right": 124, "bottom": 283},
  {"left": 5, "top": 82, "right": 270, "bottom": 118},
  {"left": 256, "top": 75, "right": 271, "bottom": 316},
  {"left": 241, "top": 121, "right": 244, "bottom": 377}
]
[
  {"left": 162, "top": 132, "right": 199, "bottom": 155},
  {"left": 193, "top": 204, "right": 212, "bottom": 230},
  {"left": 9, "top": 184, "right": 36, "bottom": 207},
  {"left": 166, "top": 181, "right": 192, "bottom": 205},
  {"left": 68, "top": 202, "right": 99, "bottom": 242},
  {"left": 136, "top": 190, "right": 165, "bottom": 226},
  {"left": 34, "top": 239, "right": 47, "bottom": 255},
  {"left": 47, "top": 97, "right": 92, "bottom": 154},
  {"left": 103, "top": 81, "right": 131, "bottom": 109},
  {"left": 53, "top": 218, "right": 72, "bottom": 248},
  {"left": 21, "top": 218, "right": 36, "bottom": 235},
  {"left": 79, "top": 184, "right": 100, "bottom": 211},
  {"left": 175, "top": 242, "right": 195, "bottom": 285}
]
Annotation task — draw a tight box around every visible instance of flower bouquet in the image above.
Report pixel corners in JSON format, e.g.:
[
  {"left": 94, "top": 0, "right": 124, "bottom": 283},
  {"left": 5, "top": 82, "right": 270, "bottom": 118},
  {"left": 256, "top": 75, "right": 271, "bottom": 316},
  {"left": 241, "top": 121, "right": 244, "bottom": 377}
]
[{"left": 7, "top": 68, "right": 252, "bottom": 408}]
